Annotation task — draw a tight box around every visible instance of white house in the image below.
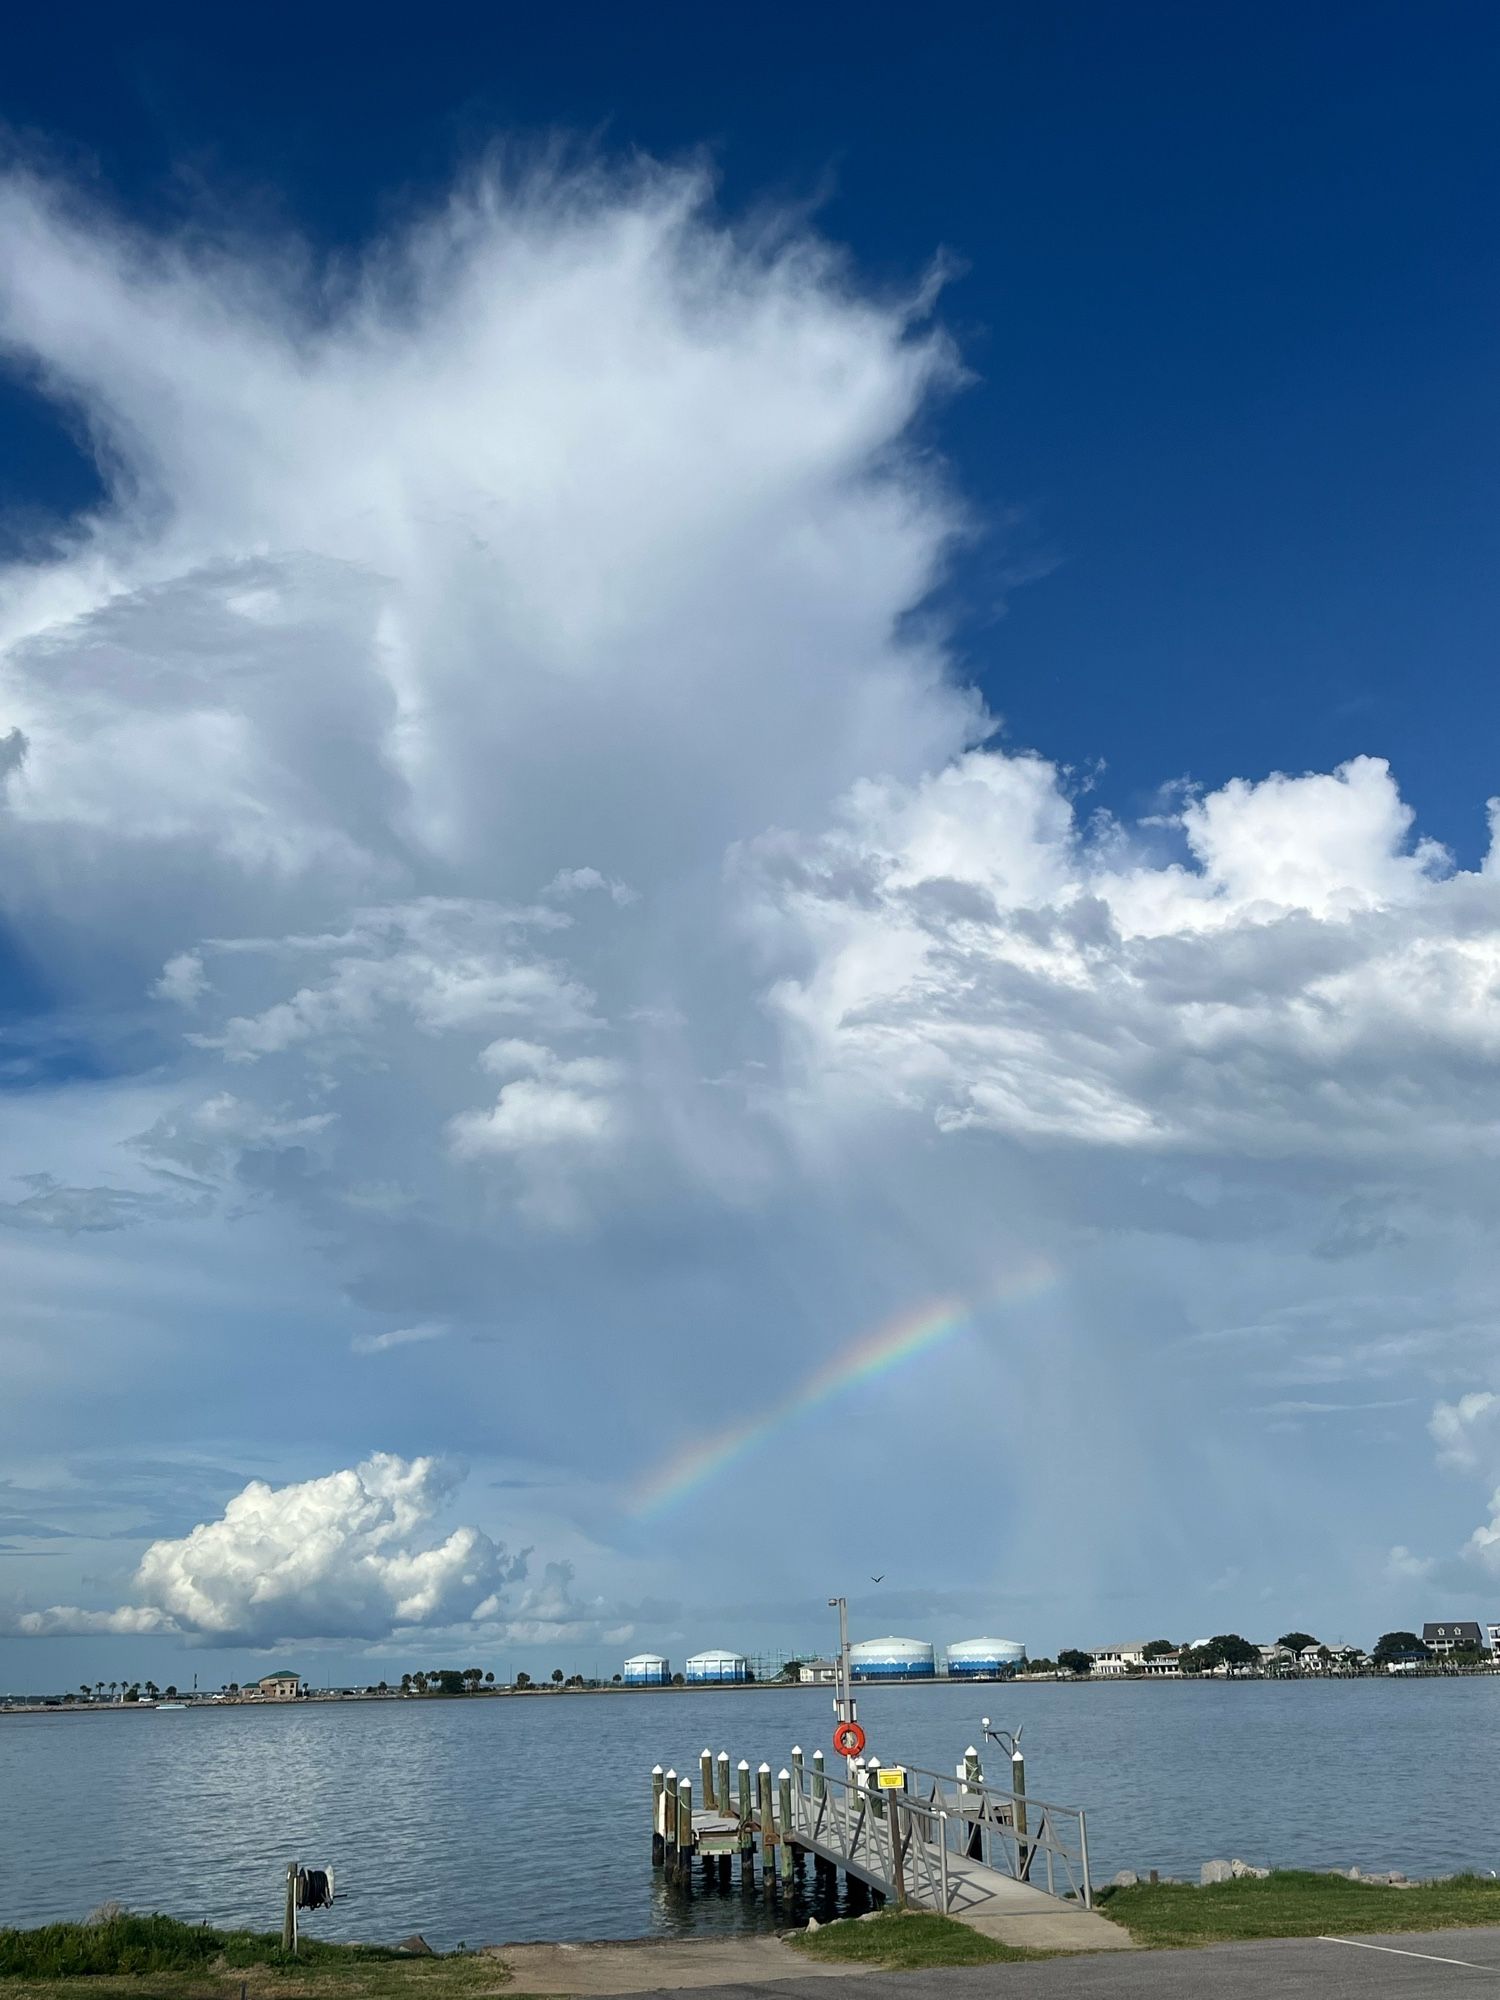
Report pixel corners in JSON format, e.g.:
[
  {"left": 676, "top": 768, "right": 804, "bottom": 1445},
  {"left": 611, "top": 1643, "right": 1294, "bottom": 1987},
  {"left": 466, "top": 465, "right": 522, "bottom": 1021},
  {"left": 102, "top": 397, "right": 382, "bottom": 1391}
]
[{"left": 1089, "top": 1645, "right": 1147, "bottom": 1677}]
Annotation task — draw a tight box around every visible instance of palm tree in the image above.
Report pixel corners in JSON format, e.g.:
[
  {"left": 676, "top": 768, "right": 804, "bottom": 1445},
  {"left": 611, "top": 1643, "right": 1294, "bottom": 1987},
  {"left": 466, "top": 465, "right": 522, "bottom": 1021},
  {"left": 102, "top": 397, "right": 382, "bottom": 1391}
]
[
  {"left": 145, "top": 1681, "right": 159, "bottom": 1700},
  {"left": 108, "top": 1681, "right": 118, "bottom": 1703},
  {"left": 94, "top": 1681, "right": 104, "bottom": 1701},
  {"left": 484, "top": 1670, "right": 494, "bottom": 1685}
]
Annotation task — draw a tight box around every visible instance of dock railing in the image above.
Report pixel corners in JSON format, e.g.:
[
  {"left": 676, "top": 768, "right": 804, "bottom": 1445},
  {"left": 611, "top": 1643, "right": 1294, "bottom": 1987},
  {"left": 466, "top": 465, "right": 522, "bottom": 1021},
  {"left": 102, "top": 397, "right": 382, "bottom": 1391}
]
[
  {"left": 899, "top": 1762, "right": 1093, "bottom": 1909},
  {"left": 786, "top": 1760, "right": 955, "bottom": 1912}
]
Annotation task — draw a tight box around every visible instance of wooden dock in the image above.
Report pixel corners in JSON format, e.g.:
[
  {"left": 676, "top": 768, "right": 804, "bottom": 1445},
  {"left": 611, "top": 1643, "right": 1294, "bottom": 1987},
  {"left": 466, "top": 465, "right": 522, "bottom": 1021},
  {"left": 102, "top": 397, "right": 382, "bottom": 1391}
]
[{"left": 648, "top": 1737, "right": 1129, "bottom": 1949}]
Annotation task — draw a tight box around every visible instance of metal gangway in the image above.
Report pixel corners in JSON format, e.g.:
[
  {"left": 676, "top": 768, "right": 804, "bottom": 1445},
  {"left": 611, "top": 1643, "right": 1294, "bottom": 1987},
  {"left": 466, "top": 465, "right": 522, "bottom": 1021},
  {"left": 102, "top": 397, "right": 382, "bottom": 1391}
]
[{"left": 783, "top": 1755, "right": 1093, "bottom": 1920}]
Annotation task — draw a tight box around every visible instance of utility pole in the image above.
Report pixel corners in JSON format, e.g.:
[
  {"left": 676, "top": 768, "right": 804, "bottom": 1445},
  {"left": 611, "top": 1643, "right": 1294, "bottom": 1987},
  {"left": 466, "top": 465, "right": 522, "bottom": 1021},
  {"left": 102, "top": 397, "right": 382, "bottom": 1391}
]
[{"left": 828, "top": 1595, "right": 857, "bottom": 1768}]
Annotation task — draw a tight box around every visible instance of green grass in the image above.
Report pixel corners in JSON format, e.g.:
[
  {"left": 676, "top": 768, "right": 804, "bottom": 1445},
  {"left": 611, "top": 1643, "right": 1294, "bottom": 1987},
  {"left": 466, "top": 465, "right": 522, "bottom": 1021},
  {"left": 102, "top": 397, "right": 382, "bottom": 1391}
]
[
  {"left": 1099, "top": 1870, "right": 1500, "bottom": 1948},
  {"left": 787, "top": 1911, "right": 1031, "bottom": 1967},
  {"left": 0, "top": 1914, "right": 516, "bottom": 1998}
]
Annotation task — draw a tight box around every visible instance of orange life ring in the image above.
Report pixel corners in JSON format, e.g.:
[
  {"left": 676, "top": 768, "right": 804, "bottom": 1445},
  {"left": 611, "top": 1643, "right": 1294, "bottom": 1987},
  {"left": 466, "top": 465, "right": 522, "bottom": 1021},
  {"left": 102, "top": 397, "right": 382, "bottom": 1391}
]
[{"left": 833, "top": 1720, "right": 866, "bottom": 1757}]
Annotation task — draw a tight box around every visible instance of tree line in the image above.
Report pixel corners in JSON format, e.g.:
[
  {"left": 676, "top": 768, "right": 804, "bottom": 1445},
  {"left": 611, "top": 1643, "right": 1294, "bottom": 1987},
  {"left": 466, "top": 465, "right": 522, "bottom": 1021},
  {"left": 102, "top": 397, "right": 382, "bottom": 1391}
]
[{"left": 1033, "top": 1630, "right": 1467, "bottom": 1675}]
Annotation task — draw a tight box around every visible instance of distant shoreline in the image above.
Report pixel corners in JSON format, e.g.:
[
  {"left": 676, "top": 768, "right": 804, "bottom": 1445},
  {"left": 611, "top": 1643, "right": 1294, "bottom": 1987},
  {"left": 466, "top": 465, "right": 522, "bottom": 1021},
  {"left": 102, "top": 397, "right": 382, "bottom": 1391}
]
[{"left": 6, "top": 1666, "right": 1497, "bottom": 1716}]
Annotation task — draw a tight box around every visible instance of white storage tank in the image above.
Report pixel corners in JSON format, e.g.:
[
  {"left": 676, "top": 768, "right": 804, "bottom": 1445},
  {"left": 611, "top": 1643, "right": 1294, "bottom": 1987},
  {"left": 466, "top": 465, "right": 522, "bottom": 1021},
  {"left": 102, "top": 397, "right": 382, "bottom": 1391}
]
[
  {"left": 945, "top": 1637, "right": 1026, "bottom": 1679},
  {"left": 623, "top": 1653, "right": 670, "bottom": 1685},
  {"left": 685, "top": 1649, "right": 748, "bottom": 1683},
  {"left": 849, "top": 1635, "right": 935, "bottom": 1680}
]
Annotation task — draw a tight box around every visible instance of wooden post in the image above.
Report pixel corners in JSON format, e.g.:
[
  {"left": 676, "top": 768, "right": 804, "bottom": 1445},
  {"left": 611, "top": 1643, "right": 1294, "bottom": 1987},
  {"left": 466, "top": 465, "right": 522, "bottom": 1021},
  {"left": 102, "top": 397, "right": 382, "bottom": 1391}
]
[
  {"left": 738, "top": 1759, "right": 755, "bottom": 1886},
  {"left": 717, "top": 1751, "right": 731, "bottom": 1815},
  {"left": 889, "top": 1774, "right": 908, "bottom": 1911},
  {"left": 664, "top": 1770, "right": 679, "bottom": 1872},
  {"left": 652, "top": 1766, "right": 666, "bottom": 1866},
  {"left": 867, "top": 1757, "right": 883, "bottom": 1818},
  {"left": 282, "top": 1865, "right": 296, "bottom": 1954},
  {"left": 777, "top": 1768, "right": 793, "bottom": 1883},
  {"left": 963, "top": 1745, "right": 983, "bottom": 1861},
  {"left": 677, "top": 1778, "right": 694, "bottom": 1887},
  {"left": 812, "top": 1748, "right": 826, "bottom": 1803},
  {"left": 757, "top": 1764, "right": 774, "bottom": 1895},
  {"left": 791, "top": 1744, "right": 803, "bottom": 1788},
  {"left": 701, "top": 1748, "right": 715, "bottom": 1802},
  {"left": 1012, "top": 1747, "right": 1030, "bottom": 1879}
]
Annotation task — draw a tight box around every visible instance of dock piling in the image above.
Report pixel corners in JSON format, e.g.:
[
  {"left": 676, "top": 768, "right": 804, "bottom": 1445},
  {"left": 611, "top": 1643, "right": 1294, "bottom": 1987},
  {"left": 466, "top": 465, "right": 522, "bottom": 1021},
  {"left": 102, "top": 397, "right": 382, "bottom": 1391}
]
[
  {"left": 963, "top": 1746, "right": 983, "bottom": 1860},
  {"left": 664, "top": 1770, "right": 679, "bottom": 1873},
  {"left": 717, "top": 1750, "right": 731, "bottom": 1815},
  {"left": 757, "top": 1763, "right": 774, "bottom": 1896},
  {"left": 737, "top": 1759, "right": 754, "bottom": 1886},
  {"left": 700, "top": 1748, "right": 714, "bottom": 1802},
  {"left": 651, "top": 1764, "right": 665, "bottom": 1866},
  {"left": 777, "top": 1768, "right": 793, "bottom": 1883},
  {"left": 1011, "top": 1747, "right": 1030, "bottom": 1880},
  {"left": 812, "top": 1747, "right": 826, "bottom": 1803},
  {"left": 677, "top": 1778, "right": 694, "bottom": 1887}
]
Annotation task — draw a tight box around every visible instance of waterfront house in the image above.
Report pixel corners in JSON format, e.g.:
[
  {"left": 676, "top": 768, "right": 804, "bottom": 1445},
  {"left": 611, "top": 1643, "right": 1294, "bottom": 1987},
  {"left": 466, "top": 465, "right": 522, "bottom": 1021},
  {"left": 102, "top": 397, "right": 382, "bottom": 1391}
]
[
  {"left": 256, "top": 1670, "right": 301, "bottom": 1699},
  {"left": 798, "top": 1659, "right": 840, "bottom": 1684},
  {"left": 1487, "top": 1623, "right": 1500, "bottom": 1656},
  {"left": 1423, "top": 1621, "right": 1484, "bottom": 1657},
  {"left": 1142, "top": 1651, "right": 1182, "bottom": 1677},
  {"left": 1089, "top": 1645, "right": 1147, "bottom": 1676}
]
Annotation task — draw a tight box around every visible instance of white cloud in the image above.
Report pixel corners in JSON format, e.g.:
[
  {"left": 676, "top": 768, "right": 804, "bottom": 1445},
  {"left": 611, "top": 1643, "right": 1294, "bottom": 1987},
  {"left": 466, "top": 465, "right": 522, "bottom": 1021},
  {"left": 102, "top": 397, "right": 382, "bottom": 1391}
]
[
  {"left": 15, "top": 1455, "right": 522, "bottom": 1644},
  {"left": 1430, "top": 1392, "right": 1500, "bottom": 1472},
  {"left": 351, "top": 1321, "right": 449, "bottom": 1356},
  {"left": 744, "top": 750, "right": 1500, "bottom": 1158},
  {"left": 152, "top": 951, "right": 208, "bottom": 1007},
  {"left": 3, "top": 151, "right": 1500, "bottom": 1655}
]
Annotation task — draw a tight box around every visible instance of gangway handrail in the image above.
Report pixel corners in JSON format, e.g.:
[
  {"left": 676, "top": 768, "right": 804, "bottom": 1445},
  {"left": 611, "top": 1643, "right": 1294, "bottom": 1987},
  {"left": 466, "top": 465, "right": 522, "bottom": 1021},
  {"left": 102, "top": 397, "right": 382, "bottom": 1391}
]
[{"left": 877, "top": 1761, "right": 1093, "bottom": 1909}]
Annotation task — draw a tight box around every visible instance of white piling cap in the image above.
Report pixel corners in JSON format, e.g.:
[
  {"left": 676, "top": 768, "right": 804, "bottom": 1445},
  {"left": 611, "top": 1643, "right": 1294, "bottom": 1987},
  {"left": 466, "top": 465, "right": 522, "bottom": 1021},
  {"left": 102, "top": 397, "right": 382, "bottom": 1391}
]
[
  {"left": 665, "top": 1768, "right": 677, "bottom": 1779},
  {"left": 652, "top": 1763, "right": 664, "bottom": 1773},
  {"left": 759, "top": 1760, "right": 771, "bottom": 1771},
  {"left": 703, "top": 1747, "right": 712, "bottom": 1756},
  {"left": 965, "top": 1745, "right": 977, "bottom": 1757},
  {"left": 739, "top": 1758, "right": 750, "bottom": 1769},
  {"left": 717, "top": 1750, "right": 729, "bottom": 1761},
  {"left": 792, "top": 1744, "right": 802, "bottom": 1755},
  {"left": 779, "top": 1768, "right": 790, "bottom": 1779}
]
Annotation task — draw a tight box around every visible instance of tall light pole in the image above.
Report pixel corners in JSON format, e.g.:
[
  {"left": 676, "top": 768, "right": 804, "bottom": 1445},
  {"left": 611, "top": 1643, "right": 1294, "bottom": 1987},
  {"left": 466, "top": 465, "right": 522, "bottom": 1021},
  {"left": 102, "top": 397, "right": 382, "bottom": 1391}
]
[{"left": 828, "top": 1594, "right": 856, "bottom": 1761}]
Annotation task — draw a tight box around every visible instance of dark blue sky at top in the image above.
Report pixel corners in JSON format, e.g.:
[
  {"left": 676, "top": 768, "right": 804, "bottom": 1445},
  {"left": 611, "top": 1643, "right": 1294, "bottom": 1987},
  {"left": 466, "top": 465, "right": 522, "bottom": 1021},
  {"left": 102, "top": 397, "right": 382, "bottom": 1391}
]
[{"left": 2, "top": 0, "right": 1497, "bottom": 858}]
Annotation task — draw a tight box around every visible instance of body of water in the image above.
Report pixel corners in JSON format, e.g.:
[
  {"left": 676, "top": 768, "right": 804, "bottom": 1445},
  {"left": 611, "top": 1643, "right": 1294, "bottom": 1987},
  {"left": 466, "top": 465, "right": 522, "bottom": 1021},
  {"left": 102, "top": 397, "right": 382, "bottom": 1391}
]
[{"left": 3, "top": 1678, "right": 1499, "bottom": 1948}]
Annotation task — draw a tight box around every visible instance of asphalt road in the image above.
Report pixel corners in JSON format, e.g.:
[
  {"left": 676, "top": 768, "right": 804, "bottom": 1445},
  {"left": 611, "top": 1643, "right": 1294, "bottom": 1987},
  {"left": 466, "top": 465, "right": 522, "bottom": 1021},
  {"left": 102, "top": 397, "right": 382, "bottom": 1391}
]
[{"left": 638, "top": 1930, "right": 1500, "bottom": 1999}]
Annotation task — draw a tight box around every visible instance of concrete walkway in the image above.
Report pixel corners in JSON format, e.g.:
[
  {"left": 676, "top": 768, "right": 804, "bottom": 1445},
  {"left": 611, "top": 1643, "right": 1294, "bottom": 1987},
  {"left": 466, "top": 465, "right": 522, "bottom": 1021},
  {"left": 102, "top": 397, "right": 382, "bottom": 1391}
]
[{"left": 484, "top": 1936, "right": 868, "bottom": 1992}]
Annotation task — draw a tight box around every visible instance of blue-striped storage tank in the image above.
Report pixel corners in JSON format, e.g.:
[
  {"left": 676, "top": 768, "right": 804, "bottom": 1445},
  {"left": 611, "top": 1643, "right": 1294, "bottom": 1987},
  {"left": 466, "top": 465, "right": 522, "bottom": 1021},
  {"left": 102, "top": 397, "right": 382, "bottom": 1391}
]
[
  {"left": 945, "top": 1637, "right": 1025, "bottom": 1678},
  {"left": 685, "top": 1649, "right": 748, "bottom": 1683},
  {"left": 849, "top": 1635, "right": 935, "bottom": 1680},
  {"left": 622, "top": 1653, "right": 670, "bottom": 1684}
]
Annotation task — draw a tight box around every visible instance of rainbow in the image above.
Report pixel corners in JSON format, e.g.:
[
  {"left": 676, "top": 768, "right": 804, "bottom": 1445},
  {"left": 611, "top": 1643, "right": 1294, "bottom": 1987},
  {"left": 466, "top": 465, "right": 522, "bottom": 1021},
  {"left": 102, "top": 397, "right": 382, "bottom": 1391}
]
[{"left": 630, "top": 1257, "right": 1056, "bottom": 1517}]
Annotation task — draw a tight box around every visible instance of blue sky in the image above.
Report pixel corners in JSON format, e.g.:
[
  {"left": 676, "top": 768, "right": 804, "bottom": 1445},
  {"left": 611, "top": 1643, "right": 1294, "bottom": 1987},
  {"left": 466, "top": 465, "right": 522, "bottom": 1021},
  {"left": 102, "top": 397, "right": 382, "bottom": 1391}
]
[{"left": 1, "top": 1, "right": 1499, "bottom": 1687}]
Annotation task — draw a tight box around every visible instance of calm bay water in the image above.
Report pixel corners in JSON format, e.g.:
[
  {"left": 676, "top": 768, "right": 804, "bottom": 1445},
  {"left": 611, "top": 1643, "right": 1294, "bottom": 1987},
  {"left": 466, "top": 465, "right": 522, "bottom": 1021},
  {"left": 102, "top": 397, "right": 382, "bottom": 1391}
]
[{"left": 4, "top": 1677, "right": 1500, "bottom": 1948}]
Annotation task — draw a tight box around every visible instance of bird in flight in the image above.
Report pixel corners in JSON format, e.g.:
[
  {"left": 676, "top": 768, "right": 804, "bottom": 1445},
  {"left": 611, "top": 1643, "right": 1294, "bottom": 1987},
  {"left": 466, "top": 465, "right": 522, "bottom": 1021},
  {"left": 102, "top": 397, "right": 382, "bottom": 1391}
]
[{"left": 870, "top": 1574, "right": 885, "bottom": 1582}]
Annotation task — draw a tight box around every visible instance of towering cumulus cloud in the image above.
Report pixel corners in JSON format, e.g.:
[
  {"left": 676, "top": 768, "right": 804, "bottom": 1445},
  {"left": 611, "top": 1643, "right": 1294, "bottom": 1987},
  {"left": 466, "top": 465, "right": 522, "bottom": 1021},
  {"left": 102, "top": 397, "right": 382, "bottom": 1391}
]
[
  {"left": 16, "top": 1457, "right": 524, "bottom": 1642},
  {"left": 2, "top": 156, "right": 1500, "bottom": 1642}
]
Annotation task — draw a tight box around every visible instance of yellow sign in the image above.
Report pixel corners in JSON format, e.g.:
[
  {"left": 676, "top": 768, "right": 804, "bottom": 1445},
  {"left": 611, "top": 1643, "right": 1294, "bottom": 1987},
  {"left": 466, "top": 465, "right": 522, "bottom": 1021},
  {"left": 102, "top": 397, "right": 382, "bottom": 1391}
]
[{"left": 876, "top": 1767, "right": 906, "bottom": 1790}]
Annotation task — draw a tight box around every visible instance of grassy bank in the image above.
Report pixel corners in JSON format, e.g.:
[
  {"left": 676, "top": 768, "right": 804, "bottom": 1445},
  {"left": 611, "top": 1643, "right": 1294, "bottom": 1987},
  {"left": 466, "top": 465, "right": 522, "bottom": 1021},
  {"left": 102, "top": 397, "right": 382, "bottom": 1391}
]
[
  {"left": 0, "top": 1914, "right": 511, "bottom": 1999},
  {"left": 787, "top": 1912, "right": 1030, "bottom": 1968},
  {"left": 1100, "top": 1870, "right": 1500, "bottom": 1947}
]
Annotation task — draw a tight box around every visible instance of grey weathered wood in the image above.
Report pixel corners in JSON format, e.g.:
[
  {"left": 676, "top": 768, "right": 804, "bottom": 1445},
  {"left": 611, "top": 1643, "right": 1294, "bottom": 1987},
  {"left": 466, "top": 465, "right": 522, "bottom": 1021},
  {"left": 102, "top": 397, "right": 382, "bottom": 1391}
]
[
  {"left": 677, "top": 1778, "right": 694, "bottom": 1885},
  {"left": 717, "top": 1750, "right": 731, "bottom": 1815},
  {"left": 777, "top": 1768, "right": 793, "bottom": 1882}
]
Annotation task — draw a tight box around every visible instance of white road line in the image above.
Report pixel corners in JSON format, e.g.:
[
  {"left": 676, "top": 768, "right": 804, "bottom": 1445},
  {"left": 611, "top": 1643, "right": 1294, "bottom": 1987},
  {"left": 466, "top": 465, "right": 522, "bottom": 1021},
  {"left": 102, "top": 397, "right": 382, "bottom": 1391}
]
[{"left": 1319, "top": 1935, "right": 1498, "bottom": 1971}]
